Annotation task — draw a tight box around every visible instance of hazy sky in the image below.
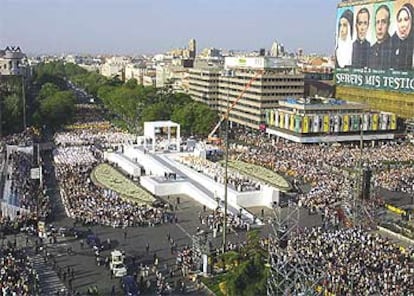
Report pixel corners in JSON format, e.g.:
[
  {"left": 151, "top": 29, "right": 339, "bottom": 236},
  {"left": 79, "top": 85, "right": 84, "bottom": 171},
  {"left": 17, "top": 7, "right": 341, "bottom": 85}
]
[{"left": 0, "top": 0, "right": 338, "bottom": 55}]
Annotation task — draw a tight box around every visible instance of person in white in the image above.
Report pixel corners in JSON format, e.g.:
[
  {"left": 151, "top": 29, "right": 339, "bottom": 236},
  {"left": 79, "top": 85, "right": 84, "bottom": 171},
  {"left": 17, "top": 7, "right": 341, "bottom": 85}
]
[{"left": 336, "top": 9, "right": 354, "bottom": 68}]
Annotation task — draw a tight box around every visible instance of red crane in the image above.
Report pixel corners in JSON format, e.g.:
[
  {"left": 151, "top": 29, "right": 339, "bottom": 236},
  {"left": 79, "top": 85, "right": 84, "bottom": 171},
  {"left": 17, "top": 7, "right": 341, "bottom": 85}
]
[{"left": 207, "top": 69, "right": 264, "bottom": 144}]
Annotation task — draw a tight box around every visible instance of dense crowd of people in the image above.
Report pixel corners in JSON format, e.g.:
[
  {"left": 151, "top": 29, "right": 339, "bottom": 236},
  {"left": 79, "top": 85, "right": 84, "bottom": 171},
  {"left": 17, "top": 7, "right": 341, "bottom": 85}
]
[
  {"left": 54, "top": 128, "right": 134, "bottom": 148},
  {"left": 53, "top": 120, "right": 167, "bottom": 228},
  {"left": 199, "top": 208, "right": 249, "bottom": 233},
  {"left": 178, "top": 155, "right": 261, "bottom": 192},
  {"left": 232, "top": 130, "right": 414, "bottom": 212},
  {"left": 6, "top": 151, "right": 38, "bottom": 210},
  {"left": 57, "top": 162, "right": 165, "bottom": 228},
  {"left": 266, "top": 226, "right": 414, "bottom": 296},
  {"left": 1, "top": 128, "right": 40, "bottom": 147},
  {"left": 0, "top": 243, "right": 40, "bottom": 295}
]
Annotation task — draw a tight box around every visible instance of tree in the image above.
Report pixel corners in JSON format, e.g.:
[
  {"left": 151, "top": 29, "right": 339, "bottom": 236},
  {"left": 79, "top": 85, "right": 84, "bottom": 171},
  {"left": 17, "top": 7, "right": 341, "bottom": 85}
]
[
  {"left": 3, "top": 94, "right": 23, "bottom": 133},
  {"left": 39, "top": 91, "right": 75, "bottom": 129},
  {"left": 37, "top": 83, "right": 60, "bottom": 101},
  {"left": 223, "top": 230, "right": 268, "bottom": 296},
  {"left": 141, "top": 102, "right": 171, "bottom": 123},
  {"left": 125, "top": 78, "right": 138, "bottom": 89}
]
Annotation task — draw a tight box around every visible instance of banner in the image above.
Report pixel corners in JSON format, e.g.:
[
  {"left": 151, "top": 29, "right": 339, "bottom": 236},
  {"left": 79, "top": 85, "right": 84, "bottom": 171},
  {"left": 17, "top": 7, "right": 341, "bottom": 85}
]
[{"left": 335, "top": 0, "right": 414, "bottom": 93}]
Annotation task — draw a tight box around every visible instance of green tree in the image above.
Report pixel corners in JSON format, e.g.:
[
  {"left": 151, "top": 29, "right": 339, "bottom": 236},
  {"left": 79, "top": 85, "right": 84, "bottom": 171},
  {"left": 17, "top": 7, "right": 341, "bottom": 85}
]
[
  {"left": 125, "top": 78, "right": 138, "bottom": 89},
  {"left": 37, "top": 83, "right": 60, "bottom": 100},
  {"left": 141, "top": 102, "right": 171, "bottom": 123},
  {"left": 39, "top": 90, "right": 76, "bottom": 129},
  {"left": 3, "top": 94, "right": 23, "bottom": 133},
  {"left": 224, "top": 230, "right": 268, "bottom": 296}
]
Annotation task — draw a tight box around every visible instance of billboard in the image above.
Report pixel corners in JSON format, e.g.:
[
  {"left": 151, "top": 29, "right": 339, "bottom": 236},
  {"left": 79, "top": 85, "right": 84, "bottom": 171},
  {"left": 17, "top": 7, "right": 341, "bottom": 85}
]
[{"left": 335, "top": 0, "right": 414, "bottom": 92}]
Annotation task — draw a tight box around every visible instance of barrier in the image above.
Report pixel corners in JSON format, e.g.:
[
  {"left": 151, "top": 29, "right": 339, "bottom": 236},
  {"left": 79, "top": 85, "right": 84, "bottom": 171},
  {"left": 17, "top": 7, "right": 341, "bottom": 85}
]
[{"left": 0, "top": 202, "right": 30, "bottom": 220}]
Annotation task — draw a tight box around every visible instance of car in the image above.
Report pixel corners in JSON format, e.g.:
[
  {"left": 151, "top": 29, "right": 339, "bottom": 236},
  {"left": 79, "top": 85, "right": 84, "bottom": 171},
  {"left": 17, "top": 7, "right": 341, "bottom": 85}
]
[
  {"left": 112, "top": 262, "right": 128, "bottom": 278},
  {"left": 121, "top": 275, "right": 140, "bottom": 296}
]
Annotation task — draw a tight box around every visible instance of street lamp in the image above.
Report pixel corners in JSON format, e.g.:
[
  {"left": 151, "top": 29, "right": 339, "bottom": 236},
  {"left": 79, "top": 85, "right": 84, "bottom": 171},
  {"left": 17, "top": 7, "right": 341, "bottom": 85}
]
[{"left": 221, "top": 69, "right": 234, "bottom": 254}]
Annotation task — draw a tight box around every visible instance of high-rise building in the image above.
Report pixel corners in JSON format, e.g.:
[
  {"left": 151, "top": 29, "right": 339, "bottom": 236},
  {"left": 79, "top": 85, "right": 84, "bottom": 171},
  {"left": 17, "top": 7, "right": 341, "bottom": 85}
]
[
  {"left": 189, "top": 56, "right": 304, "bottom": 129},
  {"left": 335, "top": 0, "right": 414, "bottom": 118},
  {"left": 270, "top": 41, "right": 285, "bottom": 57},
  {"left": 188, "top": 39, "right": 196, "bottom": 59}
]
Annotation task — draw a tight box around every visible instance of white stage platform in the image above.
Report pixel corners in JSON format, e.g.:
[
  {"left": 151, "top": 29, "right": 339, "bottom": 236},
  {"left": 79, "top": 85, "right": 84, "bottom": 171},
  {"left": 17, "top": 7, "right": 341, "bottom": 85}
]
[{"left": 114, "top": 145, "right": 281, "bottom": 223}]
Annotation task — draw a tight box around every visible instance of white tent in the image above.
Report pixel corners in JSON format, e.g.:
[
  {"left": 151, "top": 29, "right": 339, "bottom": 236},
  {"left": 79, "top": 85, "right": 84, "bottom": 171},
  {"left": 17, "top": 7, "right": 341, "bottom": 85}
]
[{"left": 143, "top": 121, "right": 180, "bottom": 152}]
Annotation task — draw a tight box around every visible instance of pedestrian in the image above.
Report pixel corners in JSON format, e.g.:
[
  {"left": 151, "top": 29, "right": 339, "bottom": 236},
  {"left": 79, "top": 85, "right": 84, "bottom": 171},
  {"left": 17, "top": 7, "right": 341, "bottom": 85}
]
[
  {"left": 80, "top": 239, "right": 84, "bottom": 249},
  {"left": 111, "top": 285, "right": 116, "bottom": 296},
  {"left": 123, "top": 229, "right": 127, "bottom": 241},
  {"left": 146, "top": 242, "right": 150, "bottom": 254}
]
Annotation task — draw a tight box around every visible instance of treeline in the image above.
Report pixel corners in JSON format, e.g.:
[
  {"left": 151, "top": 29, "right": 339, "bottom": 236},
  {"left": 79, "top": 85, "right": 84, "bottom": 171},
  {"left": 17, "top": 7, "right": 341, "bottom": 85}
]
[
  {"left": 31, "top": 62, "right": 77, "bottom": 130},
  {"left": 35, "top": 61, "right": 218, "bottom": 136},
  {"left": 0, "top": 76, "right": 25, "bottom": 135}
]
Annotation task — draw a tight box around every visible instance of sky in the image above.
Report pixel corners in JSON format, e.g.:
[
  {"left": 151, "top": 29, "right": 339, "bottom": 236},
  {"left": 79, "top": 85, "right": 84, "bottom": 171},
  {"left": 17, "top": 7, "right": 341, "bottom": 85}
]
[{"left": 0, "top": 0, "right": 338, "bottom": 56}]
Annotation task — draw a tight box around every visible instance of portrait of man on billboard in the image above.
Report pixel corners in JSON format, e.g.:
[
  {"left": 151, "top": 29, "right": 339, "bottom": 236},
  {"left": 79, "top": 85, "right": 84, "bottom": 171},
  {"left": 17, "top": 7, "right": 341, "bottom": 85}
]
[
  {"left": 391, "top": 1, "right": 414, "bottom": 70},
  {"left": 369, "top": 4, "right": 393, "bottom": 70},
  {"left": 336, "top": 9, "right": 354, "bottom": 68},
  {"left": 352, "top": 7, "right": 371, "bottom": 68}
]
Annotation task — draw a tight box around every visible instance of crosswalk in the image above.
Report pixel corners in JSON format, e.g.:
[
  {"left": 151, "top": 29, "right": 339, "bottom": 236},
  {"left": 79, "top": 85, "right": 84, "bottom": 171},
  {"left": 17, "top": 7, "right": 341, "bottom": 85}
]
[{"left": 31, "top": 254, "right": 68, "bottom": 295}]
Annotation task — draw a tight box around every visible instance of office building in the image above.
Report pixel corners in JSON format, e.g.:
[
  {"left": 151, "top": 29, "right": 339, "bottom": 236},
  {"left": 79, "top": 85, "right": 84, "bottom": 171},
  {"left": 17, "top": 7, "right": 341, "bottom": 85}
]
[{"left": 189, "top": 56, "right": 304, "bottom": 129}]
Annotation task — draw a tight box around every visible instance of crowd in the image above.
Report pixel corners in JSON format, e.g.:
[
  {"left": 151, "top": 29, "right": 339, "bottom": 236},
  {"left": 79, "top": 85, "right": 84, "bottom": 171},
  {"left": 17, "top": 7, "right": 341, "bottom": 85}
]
[
  {"left": 266, "top": 226, "right": 414, "bottom": 296},
  {"left": 57, "top": 162, "right": 165, "bottom": 228},
  {"left": 232, "top": 130, "right": 414, "bottom": 212},
  {"left": 1, "top": 127, "right": 40, "bottom": 147},
  {"left": 6, "top": 151, "right": 39, "bottom": 211},
  {"left": 54, "top": 104, "right": 135, "bottom": 148},
  {"left": 199, "top": 208, "right": 250, "bottom": 234},
  {"left": 374, "top": 167, "right": 414, "bottom": 193},
  {"left": 54, "top": 129, "right": 134, "bottom": 148},
  {"left": 0, "top": 242, "right": 40, "bottom": 295},
  {"left": 178, "top": 155, "right": 261, "bottom": 192}
]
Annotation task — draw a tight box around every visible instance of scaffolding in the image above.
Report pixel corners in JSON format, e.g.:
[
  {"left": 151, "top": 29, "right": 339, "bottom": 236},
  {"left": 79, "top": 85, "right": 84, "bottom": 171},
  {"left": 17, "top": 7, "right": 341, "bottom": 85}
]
[{"left": 267, "top": 204, "right": 325, "bottom": 296}]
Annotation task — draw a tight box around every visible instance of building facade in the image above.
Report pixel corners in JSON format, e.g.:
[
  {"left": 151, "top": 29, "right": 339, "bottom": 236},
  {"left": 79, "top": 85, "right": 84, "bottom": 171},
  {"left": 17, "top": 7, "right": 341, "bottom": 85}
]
[
  {"left": 0, "top": 46, "right": 29, "bottom": 77},
  {"left": 265, "top": 98, "right": 398, "bottom": 143},
  {"left": 188, "top": 68, "right": 221, "bottom": 108},
  {"left": 189, "top": 56, "right": 304, "bottom": 129}
]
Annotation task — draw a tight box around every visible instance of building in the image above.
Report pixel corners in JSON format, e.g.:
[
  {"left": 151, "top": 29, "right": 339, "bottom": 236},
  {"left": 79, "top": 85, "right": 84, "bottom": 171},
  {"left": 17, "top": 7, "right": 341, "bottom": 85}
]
[
  {"left": 100, "top": 56, "right": 131, "bottom": 78},
  {"left": 189, "top": 56, "right": 304, "bottom": 129},
  {"left": 0, "top": 46, "right": 29, "bottom": 77},
  {"left": 270, "top": 41, "right": 285, "bottom": 57},
  {"left": 265, "top": 97, "right": 398, "bottom": 143},
  {"left": 335, "top": 0, "right": 414, "bottom": 118},
  {"left": 188, "top": 39, "right": 196, "bottom": 59},
  {"left": 188, "top": 67, "right": 221, "bottom": 109}
]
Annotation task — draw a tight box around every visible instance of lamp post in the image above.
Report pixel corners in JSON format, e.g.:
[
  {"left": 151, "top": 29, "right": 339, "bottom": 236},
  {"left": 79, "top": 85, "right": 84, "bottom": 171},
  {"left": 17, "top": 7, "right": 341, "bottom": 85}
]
[
  {"left": 21, "top": 74, "right": 26, "bottom": 130},
  {"left": 221, "top": 70, "right": 233, "bottom": 254}
]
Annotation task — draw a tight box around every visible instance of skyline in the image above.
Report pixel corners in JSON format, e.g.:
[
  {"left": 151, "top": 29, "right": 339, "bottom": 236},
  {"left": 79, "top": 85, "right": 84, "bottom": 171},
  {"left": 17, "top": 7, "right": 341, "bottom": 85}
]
[{"left": 1, "top": 0, "right": 338, "bottom": 55}]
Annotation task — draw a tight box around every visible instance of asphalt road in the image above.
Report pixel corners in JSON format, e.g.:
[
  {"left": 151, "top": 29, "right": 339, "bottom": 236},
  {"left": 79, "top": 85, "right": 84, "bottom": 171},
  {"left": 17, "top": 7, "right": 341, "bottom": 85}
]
[
  {"left": 40, "top": 150, "right": 244, "bottom": 295},
  {"left": 35, "top": 146, "right": 414, "bottom": 295}
]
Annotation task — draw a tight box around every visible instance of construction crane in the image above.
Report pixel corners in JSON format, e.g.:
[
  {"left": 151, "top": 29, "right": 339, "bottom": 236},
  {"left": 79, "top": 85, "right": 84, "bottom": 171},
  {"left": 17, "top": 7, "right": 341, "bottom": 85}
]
[{"left": 207, "top": 69, "right": 264, "bottom": 144}]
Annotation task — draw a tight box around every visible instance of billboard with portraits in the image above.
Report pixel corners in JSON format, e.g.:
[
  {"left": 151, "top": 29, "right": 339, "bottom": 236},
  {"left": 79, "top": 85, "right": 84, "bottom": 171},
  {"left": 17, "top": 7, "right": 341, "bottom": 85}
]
[{"left": 335, "top": 0, "right": 414, "bottom": 92}]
